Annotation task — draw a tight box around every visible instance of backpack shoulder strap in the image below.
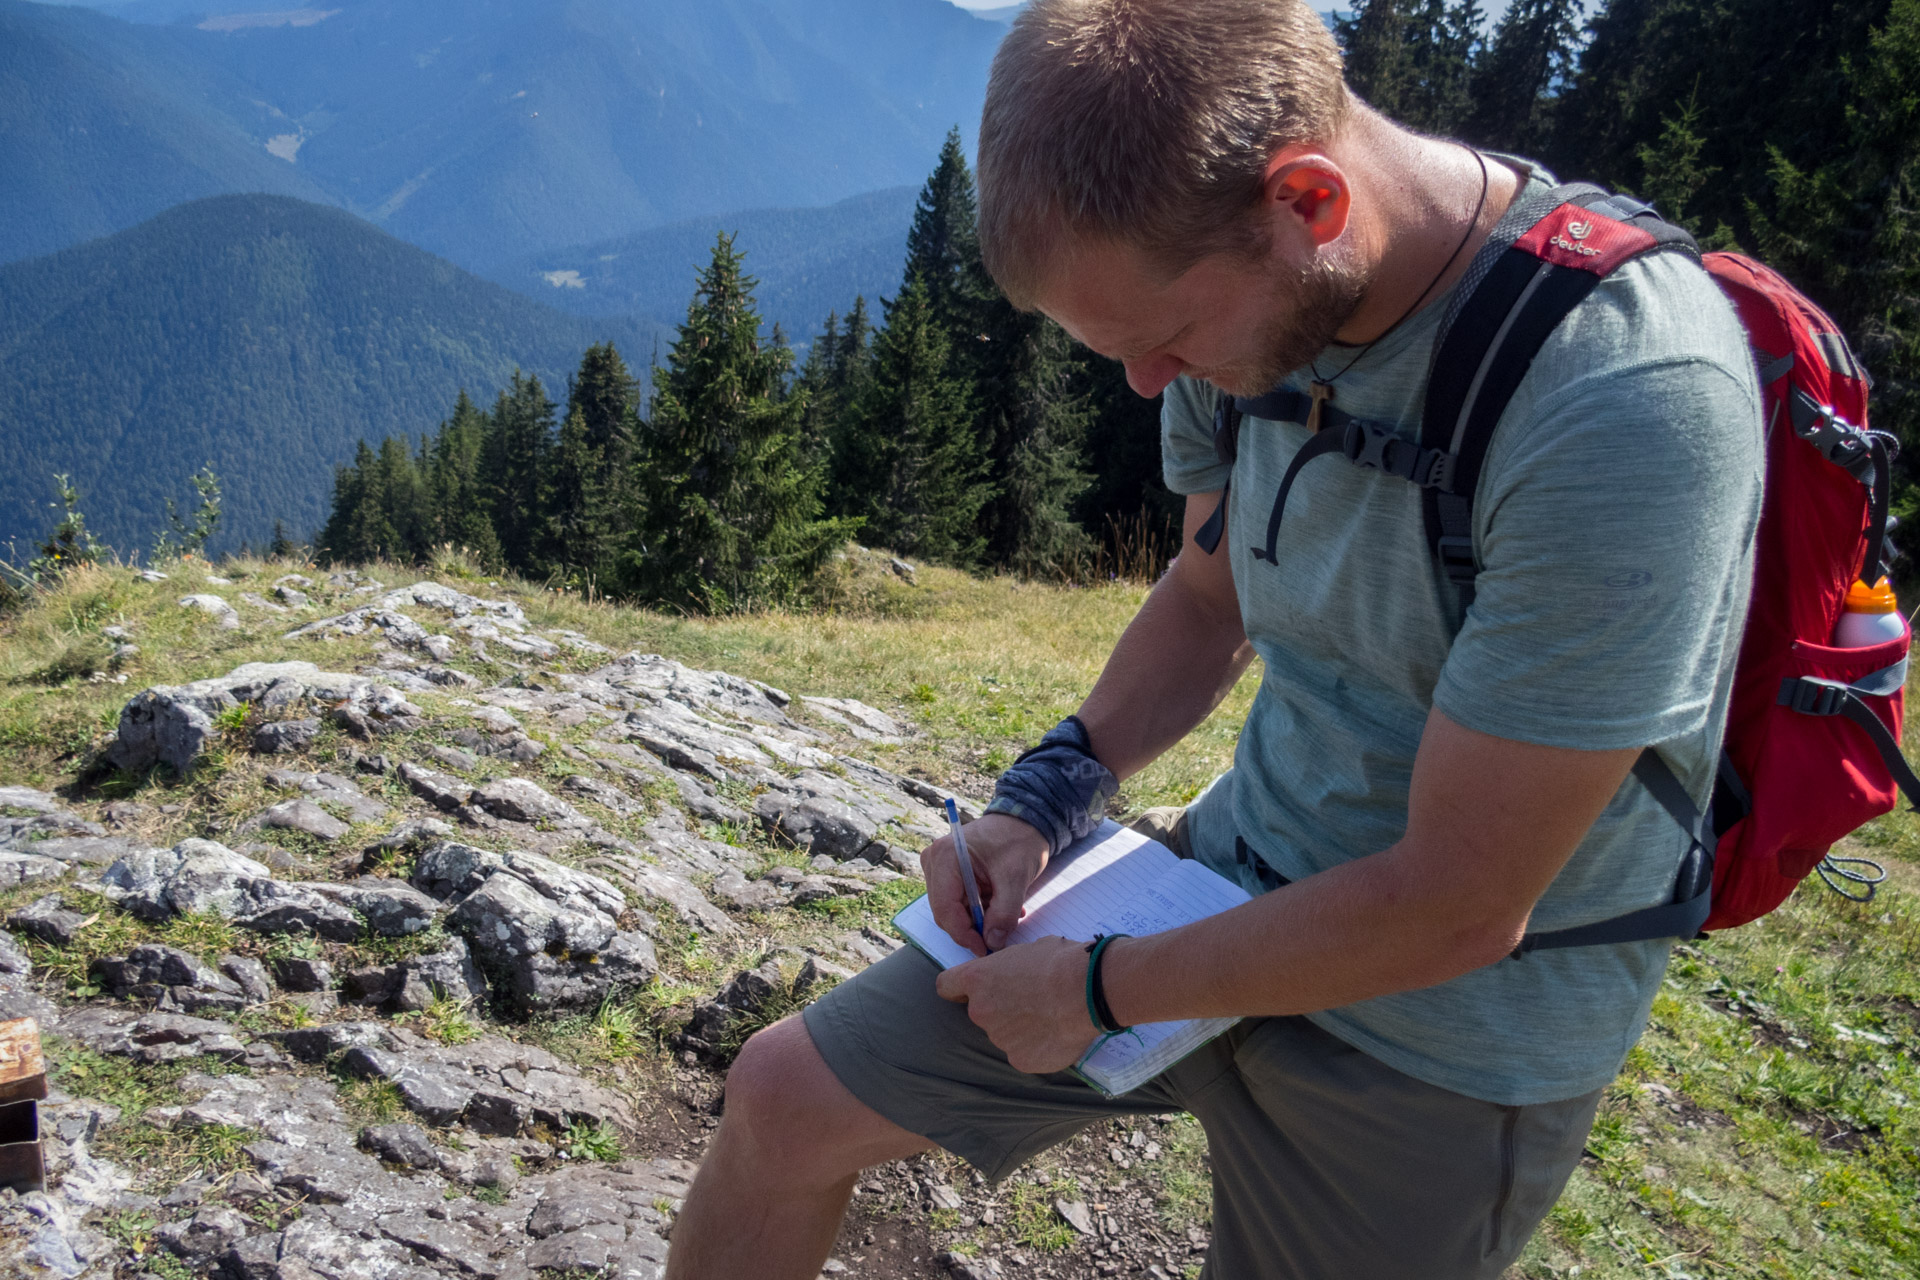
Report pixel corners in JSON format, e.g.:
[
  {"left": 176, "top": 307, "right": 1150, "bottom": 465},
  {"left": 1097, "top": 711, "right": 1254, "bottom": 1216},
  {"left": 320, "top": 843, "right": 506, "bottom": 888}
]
[{"left": 1420, "top": 185, "right": 1700, "bottom": 606}]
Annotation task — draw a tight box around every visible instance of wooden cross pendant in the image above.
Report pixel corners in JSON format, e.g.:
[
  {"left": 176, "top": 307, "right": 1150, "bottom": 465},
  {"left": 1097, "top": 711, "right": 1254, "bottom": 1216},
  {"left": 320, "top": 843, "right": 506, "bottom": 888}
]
[{"left": 1307, "top": 381, "right": 1336, "bottom": 434}]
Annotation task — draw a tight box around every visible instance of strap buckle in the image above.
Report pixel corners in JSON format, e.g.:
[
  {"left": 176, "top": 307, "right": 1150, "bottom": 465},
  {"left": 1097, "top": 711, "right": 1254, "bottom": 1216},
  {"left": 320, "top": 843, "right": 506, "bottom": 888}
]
[
  {"left": 1779, "top": 677, "right": 1848, "bottom": 717},
  {"left": 1339, "top": 421, "right": 1457, "bottom": 491}
]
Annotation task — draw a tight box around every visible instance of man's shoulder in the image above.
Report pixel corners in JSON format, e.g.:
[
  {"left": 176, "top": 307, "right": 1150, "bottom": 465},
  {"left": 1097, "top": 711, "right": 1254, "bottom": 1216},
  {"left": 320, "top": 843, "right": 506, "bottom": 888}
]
[{"left": 1530, "top": 249, "right": 1757, "bottom": 407}]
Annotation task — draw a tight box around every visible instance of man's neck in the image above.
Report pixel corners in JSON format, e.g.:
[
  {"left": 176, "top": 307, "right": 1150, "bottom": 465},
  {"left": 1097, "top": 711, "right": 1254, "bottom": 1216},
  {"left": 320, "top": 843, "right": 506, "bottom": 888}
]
[{"left": 1329, "top": 111, "right": 1522, "bottom": 347}]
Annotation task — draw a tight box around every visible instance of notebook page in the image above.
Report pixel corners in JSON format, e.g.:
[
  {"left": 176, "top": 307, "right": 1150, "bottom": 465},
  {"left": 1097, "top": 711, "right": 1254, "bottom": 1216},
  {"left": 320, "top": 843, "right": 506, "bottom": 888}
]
[
  {"left": 1075, "top": 859, "right": 1253, "bottom": 1093},
  {"left": 893, "top": 820, "right": 1179, "bottom": 968}
]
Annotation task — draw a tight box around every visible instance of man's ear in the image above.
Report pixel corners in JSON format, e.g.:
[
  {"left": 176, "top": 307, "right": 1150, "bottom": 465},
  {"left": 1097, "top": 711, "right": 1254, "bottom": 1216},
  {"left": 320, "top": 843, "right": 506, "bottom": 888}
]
[{"left": 1259, "top": 146, "right": 1351, "bottom": 249}]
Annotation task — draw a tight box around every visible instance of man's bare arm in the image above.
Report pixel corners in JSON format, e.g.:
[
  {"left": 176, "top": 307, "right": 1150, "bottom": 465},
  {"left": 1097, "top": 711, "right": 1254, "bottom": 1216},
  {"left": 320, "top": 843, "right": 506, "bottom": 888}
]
[
  {"left": 1100, "top": 709, "right": 1640, "bottom": 1025},
  {"left": 1075, "top": 491, "right": 1256, "bottom": 778},
  {"left": 924, "top": 491, "right": 1253, "bottom": 952},
  {"left": 935, "top": 707, "right": 1642, "bottom": 1073}
]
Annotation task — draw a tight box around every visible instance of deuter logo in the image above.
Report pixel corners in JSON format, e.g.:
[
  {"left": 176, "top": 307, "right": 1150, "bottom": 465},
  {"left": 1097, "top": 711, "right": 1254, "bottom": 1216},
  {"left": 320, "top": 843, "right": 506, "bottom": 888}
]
[{"left": 1550, "top": 219, "right": 1604, "bottom": 257}]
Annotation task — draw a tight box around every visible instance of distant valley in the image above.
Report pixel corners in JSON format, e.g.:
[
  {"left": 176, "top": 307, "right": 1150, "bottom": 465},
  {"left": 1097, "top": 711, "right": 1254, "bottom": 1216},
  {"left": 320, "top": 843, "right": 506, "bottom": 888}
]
[
  {"left": 490, "top": 187, "right": 920, "bottom": 343},
  {"left": 2, "top": 0, "right": 1004, "bottom": 271},
  {"left": 0, "top": 195, "right": 665, "bottom": 553}
]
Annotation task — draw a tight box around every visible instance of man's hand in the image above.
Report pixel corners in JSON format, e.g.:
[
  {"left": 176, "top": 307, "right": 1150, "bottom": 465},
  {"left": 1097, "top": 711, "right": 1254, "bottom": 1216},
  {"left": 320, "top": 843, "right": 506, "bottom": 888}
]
[
  {"left": 921, "top": 813, "right": 1050, "bottom": 955},
  {"left": 935, "top": 936, "right": 1102, "bottom": 1074}
]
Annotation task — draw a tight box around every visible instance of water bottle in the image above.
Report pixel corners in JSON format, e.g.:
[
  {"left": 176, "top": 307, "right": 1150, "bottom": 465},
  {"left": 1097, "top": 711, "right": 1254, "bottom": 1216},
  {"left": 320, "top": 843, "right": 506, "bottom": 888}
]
[{"left": 1832, "top": 577, "right": 1909, "bottom": 648}]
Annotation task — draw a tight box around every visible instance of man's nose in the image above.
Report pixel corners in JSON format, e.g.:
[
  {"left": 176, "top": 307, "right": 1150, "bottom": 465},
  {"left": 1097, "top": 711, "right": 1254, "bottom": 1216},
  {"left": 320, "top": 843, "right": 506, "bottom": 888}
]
[{"left": 1124, "top": 354, "right": 1184, "bottom": 398}]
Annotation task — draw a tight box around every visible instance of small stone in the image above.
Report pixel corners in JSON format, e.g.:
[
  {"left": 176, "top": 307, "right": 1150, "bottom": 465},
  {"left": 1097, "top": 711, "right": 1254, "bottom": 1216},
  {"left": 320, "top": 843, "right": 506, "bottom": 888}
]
[
  {"left": 252, "top": 719, "right": 320, "bottom": 755},
  {"left": 218, "top": 954, "right": 273, "bottom": 1004},
  {"left": 927, "top": 1183, "right": 964, "bottom": 1211},
  {"left": 360, "top": 1122, "right": 439, "bottom": 1169},
  {"left": 252, "top": 797, "right": 351, "bottom": 841},
  {"left": 272, "top": 956, "right": 334, "bottom": 992},
  {"left": 1055, "top": 1199, "right": 1095, "bottom": 1236},
  {"left": 9, "top": 894, "right": 87, "bottom": 946}
]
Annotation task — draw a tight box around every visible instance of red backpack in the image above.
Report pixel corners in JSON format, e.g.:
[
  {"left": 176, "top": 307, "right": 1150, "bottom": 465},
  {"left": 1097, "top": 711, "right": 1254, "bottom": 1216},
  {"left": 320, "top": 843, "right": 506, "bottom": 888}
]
[{"left": 1200, "top": 184, "right": 1914, "bottom": 948}]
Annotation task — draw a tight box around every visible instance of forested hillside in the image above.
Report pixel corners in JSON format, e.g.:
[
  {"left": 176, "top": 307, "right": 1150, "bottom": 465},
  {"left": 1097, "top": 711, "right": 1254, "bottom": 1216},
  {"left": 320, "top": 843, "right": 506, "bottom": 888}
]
[
  {"left": 490, "top": 187, "right": 919, "bottom": 341},
  {"left": 0, "top": 0, "right": 334, "bottom": 263},
  {"left": 0, "top": 0, "right": 1004, "bottom": 272},
  {"left": 0, "top": 195, "right": 661, "bottom": 553}
]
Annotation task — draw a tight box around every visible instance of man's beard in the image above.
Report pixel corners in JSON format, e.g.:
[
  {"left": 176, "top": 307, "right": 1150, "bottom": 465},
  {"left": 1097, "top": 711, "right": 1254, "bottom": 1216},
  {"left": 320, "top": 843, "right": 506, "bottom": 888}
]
[{"left": 1193, "top": 250, "right": 1373, "bottom": 398}]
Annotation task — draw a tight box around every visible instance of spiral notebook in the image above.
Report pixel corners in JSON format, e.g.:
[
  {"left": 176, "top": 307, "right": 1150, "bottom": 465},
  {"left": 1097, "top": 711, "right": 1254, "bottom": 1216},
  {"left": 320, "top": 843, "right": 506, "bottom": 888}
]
[{"left": 891, "top": 819, "right": 1252, "bottom": 1096}]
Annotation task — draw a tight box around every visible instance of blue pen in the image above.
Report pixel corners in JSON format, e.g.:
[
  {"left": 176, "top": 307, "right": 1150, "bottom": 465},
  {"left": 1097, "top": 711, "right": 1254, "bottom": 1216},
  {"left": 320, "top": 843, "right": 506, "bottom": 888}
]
[{"left": 944, "top": 797, "right": 990, "bottom": 951}]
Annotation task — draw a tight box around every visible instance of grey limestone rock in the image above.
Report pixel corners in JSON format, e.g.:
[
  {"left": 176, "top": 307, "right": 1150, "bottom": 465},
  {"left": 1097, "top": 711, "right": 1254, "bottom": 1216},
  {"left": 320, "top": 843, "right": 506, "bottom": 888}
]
[
  {"left": 251, "top": 797, "right": 352, "bottom": 842},
  {"left": 94, "top": 942, "right": 244, "bottom": 1004},
  {"left": 308, "top": 879, "right": 439, "bottom": 937},
  {"left": 561, "top": 773, "right": 649, "bottom": 817},
  {"left": 124, "top": 1012, "right": 247, "bottom": 1063},
  {"left": 272, "top": 957, "right": 334, "bottom": 992},
  {"left": 178, "top": 594, "right": 241, "bottom": 629},
  {"left": 111, "top": 662, "right": 387, "bottom": 774},
  {"left": 753, "top": 789, "right": 879, "bottom": 862},
  {"left": 399, "top": 761, "right": 474, "bottom": 813},
  {"left": 342, "top": 937, "right": 486, "bottom": 1012},
  {"left": 0, "top": 785, "right": 63, "bottom": 814},
  {"left": 425, "top": 744, "right": 481, "bottom": 773},
  {"left": 359, "top": 1122, "right": 439, "bottom": 1170},
  {"left": 272, "top": 1021, "right": 397, "bottom": 1064},
  {"left": 219, "top": 954, "right": 274, "bottom": 1004},
  {"left": 252, "top": 718, "right": 320, "bottom": 754},
  {"left": 155, "top": 1204, "right": 250, "bottom": 1261},
  {"left": 410, "top": 841, "right": 503, "bottom": 900},
  {"left": 9, "top": 893, "right": 86, "bottom": 945},
  {"left": 0, "top": 851, "right": 68, "bottom": 888},
  {"left": 677, "top": 961, "right": 787, "bottom": 1061},
  {"left": 468, "top": 778, "right": 581, "bottom": 826},
  {"left": 0, "top": 929, "right": 30, "bottom": 976}
]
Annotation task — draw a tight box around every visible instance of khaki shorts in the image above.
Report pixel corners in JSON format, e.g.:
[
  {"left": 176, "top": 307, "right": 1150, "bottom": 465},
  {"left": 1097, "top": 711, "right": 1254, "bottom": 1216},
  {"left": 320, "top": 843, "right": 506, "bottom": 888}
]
[{"left": 800, "top": 809, "right": 1603, "bottom": 1280}]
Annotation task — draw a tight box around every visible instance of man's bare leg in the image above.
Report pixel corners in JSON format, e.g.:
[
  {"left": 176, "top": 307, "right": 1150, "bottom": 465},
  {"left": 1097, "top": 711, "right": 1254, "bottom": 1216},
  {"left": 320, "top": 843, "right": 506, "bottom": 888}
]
[{"left": 666, "top": 1014, "right": 935, "bottom": 1280}]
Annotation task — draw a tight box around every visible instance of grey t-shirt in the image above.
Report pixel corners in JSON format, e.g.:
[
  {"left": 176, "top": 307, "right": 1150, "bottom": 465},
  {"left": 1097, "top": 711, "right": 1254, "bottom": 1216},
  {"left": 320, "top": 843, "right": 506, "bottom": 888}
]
[{"left": 1161, "top": 161, "right": 1765, "bottom": 1105}]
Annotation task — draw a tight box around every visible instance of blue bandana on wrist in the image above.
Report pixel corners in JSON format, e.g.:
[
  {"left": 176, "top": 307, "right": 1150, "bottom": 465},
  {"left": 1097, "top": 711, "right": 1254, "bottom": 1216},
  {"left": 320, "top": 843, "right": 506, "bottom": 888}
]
[{"left": 983, "top": 715, "right": 1118, "bottom": 855}]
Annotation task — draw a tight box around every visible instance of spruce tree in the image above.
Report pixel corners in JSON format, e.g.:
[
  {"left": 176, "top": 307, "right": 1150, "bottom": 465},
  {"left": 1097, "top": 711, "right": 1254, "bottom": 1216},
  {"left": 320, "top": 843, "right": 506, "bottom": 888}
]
[
  {"left": 546, "top": 344, "right": 641, "bottom": 588},
  {"left": 425, "top": 391, "right": 501, "bottom": 567},
  {"left": 627, "top": 235, "right": 856, "bottom": 612},
  {"left": 836, "top": 273, "right": 989, "bottom": 565},
  {"left": 905, "top": 128, "right": 985, "bottom": 333},
  {"left": 480, "top": 372, "right": 555, "bottom": 576},
  {"left": 268, "top": 520, "right": 296, "bottom": 560},
  {"left": 1337, "top": 0, "right": 1415, "bottom": 119},
  {"left": 1464, "top": 0, "right": 1581, "bottom": 153},
  {"left": 319, "top": 441, "right": 396, "bottom": 564}
]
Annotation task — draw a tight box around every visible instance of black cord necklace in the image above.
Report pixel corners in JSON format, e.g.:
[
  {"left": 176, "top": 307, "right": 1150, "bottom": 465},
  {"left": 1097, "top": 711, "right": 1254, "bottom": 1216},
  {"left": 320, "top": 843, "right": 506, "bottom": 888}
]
[{"left": 1302, "top": 147, "right": 1491, "bottom": 433}]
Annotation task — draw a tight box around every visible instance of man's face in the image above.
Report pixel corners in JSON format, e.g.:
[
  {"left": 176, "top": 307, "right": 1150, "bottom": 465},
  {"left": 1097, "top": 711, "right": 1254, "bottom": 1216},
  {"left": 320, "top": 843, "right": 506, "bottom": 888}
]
[{"left": 1034, "top": 232, "right": 1371, "bottom": 400}]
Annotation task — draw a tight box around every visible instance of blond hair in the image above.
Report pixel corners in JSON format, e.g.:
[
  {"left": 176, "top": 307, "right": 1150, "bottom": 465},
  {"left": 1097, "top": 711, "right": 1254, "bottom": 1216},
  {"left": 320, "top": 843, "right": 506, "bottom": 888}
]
[{"left": 978, "top": 0, "right": 1350, "bottom": 305}]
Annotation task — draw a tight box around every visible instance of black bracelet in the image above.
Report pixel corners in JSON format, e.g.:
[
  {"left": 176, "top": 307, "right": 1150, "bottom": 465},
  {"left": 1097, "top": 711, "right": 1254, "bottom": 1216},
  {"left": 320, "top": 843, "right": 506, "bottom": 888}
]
[{"left": 1084, "top": 934, "right": 1131, "bottom": 1034}]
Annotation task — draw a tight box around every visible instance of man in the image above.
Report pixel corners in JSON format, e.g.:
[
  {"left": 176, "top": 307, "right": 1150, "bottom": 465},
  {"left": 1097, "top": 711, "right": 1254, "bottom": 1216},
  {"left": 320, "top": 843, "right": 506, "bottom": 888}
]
[{"left": 666, "top": 1, "right": 1763, "bottom": 1276}]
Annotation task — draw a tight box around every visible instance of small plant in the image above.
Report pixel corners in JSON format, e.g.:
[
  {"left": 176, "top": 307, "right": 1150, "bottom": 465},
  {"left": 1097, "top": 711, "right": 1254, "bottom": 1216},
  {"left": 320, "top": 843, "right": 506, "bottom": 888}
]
[
  {"left": 213, "top": 703, "right": 251, "bottom": 733},
  {"left": 471, "top": 1182, "right": 509, "bottom": 1205},
  {"left": 589, "top": 997, "right": 647, "bottom": 1057},
  {"left": 402, "top": 991, "right": 480, "bottom": 1046},
  {"left": 152, "top": 464, "right": 223, "bottom": 561},
  {"left": 335, "top": 1076, "right": 405, "bottom": 1125},
  {"left": 561, "top": 1117, "right": 623, "bottom": 1163},
  {"left": 160, "top": 910, "right": 237, "bottom": 960},
  {"left": 1006, "top": 1176, "right": 1079, "bottom": 1252}
]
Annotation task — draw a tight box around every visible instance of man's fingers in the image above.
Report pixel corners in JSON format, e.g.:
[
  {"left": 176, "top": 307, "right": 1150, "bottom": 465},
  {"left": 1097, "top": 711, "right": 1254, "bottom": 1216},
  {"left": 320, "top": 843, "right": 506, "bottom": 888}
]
[
  {"left": 981, "top": 882, "right": 1025, "bottom": 952},
  {"left": 934, "top": 964, "right": 970, "bottom": 1004},
  {"left": 923, "top": 836, "right": 988, "bottom": 956}
]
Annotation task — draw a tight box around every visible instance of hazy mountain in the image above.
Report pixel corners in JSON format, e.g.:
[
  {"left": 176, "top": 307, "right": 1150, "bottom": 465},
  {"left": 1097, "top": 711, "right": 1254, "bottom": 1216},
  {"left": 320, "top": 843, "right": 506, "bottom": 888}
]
[
  {"left": 7, "top": 0, "right": 1005, "bottom": 272},
  {"left": 492, "top": 186, "right": 919, "bottom": 343},
  {"left": 0, "top": 0, "right": 335, "bottom": 264},
  {"left": 0, "top": 195, "right": 661, "bottom": 554}
]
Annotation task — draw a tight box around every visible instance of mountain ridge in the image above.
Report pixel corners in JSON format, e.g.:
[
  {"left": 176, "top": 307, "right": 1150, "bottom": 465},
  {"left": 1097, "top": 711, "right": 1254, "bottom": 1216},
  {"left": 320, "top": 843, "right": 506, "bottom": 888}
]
[{"left": 0, "top": 194, "right": 663, "bottom": 555}]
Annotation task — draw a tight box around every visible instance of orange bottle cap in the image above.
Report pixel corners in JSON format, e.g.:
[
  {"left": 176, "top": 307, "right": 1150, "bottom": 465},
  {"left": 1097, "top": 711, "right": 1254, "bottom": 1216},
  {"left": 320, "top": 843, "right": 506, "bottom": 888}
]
[{"left": 1844, "top": 577, "right": 1899, "bottom": 614}]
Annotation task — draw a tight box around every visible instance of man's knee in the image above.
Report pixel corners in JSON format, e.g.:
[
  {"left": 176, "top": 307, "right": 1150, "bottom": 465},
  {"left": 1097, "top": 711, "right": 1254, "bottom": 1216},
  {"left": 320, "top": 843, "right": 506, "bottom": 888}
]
[
  {"left": 720, "top": 1014, "right": 932, "bottom": 1179},
  {"left": 721, "top": 1017, "right": 819, "bottom": 1150}
]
